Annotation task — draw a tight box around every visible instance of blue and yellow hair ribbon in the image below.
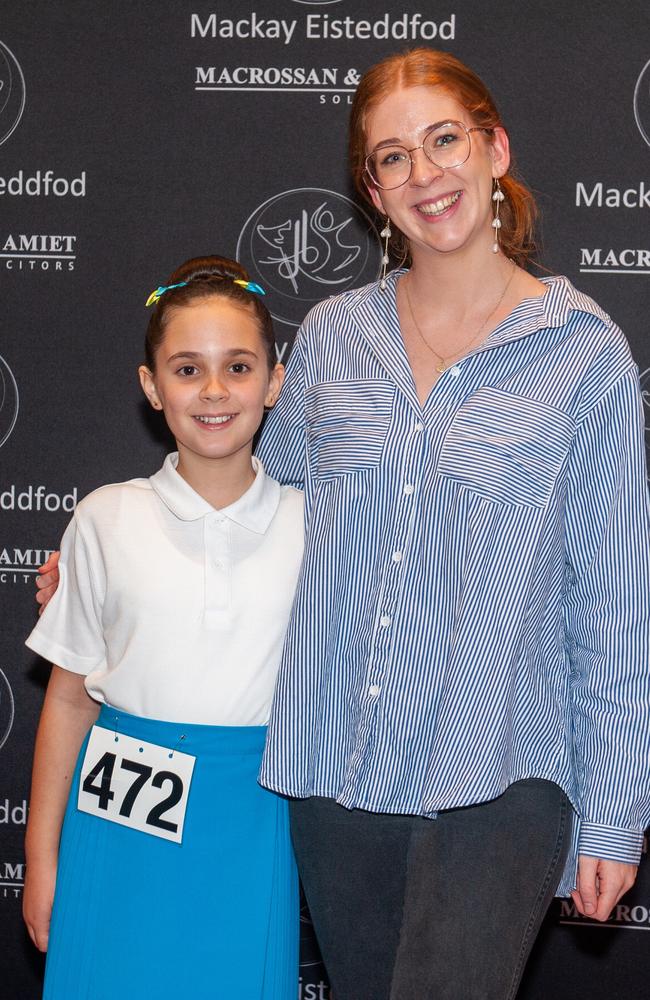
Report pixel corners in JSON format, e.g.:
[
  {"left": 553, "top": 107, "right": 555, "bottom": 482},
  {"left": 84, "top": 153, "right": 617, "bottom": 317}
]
[
  {"left": 145, "top": 282, "right": 188, "bottom": 307},
  {"left": 233, "top": 279, "right": 266, "bottom": 295},
  {"left": 145, "top": 277, "right": 266, "bottom": 307}
]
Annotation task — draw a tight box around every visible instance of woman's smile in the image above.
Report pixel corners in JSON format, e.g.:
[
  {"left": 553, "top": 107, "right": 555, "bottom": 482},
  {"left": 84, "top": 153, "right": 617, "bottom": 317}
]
[{"left": 413, "top": 190, "right": 463, "bottom": 218}]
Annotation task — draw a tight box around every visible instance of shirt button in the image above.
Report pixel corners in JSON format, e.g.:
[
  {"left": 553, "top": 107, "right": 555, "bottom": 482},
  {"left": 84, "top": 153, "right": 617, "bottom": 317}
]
[
  {"left": 414, "top": 421, "right": 424, "bottom": 433},
  {"left": 392, "top": 550, "right": 403, "bottom": 563},
  {"left": 369, "top": 684, "right": 380, "bottom": 697},
  {"left": 449, "top": 365, "right": 461, "bottom": 377},
  {"left": 380, "top": 614, "right": 392, "bottom": 627},
  {"left": 404, "top": 483, "right": 415, "bottom": 496}
]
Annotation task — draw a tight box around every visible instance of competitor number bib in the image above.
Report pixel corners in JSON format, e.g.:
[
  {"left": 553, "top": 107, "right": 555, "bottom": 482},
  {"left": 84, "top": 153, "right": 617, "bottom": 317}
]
[{"left": 78, "top": 725, "right": 196, "bottom": 844}]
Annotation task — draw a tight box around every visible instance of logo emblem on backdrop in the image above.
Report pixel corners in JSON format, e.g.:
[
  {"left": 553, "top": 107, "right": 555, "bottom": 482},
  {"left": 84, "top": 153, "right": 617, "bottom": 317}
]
[
  {"left": 237, "top": 188, "right": 379, "bottom": 327},
  {"left": 0, "top": 670, "right": 15, "bottom": 751},
  {"left": 634, "top": 59, "right": 650, "bottom": 148},
  {"left": 0, "top": 355, "right": 19, "bottom": 449},
  {"left": 0, "top": 41, "right": 26, "bottom": 147}
]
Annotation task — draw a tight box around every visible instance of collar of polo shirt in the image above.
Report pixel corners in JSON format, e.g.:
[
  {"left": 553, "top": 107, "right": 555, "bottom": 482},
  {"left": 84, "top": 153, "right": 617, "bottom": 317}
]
[{"left": 150, "top": 453, "right": 281, "bottom": 533}]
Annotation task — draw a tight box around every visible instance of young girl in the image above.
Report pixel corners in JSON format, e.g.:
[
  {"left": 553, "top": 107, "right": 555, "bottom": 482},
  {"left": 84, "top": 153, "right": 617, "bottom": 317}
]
[{"left": 23, "top": 255, "right": 303, "bottom": 999}]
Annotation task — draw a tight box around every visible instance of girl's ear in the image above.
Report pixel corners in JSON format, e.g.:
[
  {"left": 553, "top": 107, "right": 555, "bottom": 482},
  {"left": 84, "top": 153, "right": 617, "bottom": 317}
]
[
  {"left": 138, "top": 365, "right": 163, "bottom": 410},
  {"left": 264, "top": 364, "right": 285, "bottom": 408}
]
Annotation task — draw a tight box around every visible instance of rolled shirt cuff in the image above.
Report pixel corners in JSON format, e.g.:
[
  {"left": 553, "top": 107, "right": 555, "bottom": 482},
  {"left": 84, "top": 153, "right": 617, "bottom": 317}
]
[{"left": 578, "top": 822, "right": 645, "bottom": 865}]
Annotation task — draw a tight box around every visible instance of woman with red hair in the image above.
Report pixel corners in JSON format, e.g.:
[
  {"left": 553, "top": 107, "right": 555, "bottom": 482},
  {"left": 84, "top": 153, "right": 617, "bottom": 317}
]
[{"left": 257, "top": 48, "right": 650, "bottom": 999}]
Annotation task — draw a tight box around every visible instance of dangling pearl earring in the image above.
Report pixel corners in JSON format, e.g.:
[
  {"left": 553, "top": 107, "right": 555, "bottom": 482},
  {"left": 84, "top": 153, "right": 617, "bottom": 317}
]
[
  {"left": 379, "top": 218, "right": 392, "bottom": 291},
  {"left": 491, "top": 178, "right": 505, "bottom": 253}
]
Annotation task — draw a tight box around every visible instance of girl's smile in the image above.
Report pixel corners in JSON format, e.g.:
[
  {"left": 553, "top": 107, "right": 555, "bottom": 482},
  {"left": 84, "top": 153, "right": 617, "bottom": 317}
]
[{"left": 194, "top": 414, "right": 235, "bottom": 426}]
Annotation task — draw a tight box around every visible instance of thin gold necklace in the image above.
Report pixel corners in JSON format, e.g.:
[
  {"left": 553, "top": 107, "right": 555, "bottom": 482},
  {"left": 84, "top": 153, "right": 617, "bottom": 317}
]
[{"left": 403, "top": 264, "right": 516, "bottom": 374}]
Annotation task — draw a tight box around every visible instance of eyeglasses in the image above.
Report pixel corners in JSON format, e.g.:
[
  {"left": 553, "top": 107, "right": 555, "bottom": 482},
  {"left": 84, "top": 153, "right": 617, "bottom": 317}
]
[{"left": 365, "top": 120, "right": 492, "bottom": 190}]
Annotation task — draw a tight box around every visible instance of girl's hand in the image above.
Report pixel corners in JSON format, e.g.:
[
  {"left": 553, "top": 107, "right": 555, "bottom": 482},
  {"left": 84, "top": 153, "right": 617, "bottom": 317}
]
[
  {"left": 36, "top": 551, "right": 60, "bottom": 614},
  {"left": 23, "top": 857, "right": 57, "bottom": 951}
]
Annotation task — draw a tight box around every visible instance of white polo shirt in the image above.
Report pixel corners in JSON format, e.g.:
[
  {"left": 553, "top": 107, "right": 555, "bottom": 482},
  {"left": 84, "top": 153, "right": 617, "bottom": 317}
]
[{"left": 26, "top": 454, "right": 304, "bottom": 726}]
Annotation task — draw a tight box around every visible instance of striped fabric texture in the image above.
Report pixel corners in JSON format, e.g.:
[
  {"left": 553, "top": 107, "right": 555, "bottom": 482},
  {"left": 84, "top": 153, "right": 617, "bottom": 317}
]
[{"left": 257, "top": 273, "right": 650, "bottom": 895}]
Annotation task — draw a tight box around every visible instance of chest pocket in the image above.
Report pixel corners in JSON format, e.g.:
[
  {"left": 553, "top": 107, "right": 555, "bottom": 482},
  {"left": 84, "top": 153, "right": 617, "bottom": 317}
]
[
  {"left": 437, "top": 386, "right": 575, "bottom": 507},
  {"left": 305, "top": 380, "right": 395, "bottom": 479}
]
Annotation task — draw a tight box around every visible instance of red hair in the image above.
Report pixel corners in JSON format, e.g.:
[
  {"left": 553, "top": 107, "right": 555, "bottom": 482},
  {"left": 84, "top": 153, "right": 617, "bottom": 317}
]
[{"left": 349, "top": 48, "right": 537, "bottom": 268}]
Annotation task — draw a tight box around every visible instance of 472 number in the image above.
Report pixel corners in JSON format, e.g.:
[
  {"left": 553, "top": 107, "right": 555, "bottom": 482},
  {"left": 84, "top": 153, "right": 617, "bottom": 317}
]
[{"left": 82, "top": 752, "right": 183, "bottom": 833}]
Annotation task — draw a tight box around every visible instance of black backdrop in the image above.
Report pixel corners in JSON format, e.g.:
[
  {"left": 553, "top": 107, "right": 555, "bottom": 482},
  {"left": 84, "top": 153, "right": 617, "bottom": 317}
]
[{"left": 1, "top": 2, "right": 650, "bottom": 997}]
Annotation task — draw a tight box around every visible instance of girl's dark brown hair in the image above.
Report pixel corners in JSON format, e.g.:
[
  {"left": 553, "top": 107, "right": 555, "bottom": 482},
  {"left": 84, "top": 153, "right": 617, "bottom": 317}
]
[
  {"left": 145, "top": 255, "right": 276, "bottom": 370},
  {"left": 349, "top": 48, "right": 538, "bottom": 268}
]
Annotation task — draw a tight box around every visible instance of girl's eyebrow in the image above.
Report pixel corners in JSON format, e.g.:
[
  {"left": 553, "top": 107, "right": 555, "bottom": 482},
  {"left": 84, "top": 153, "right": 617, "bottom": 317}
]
[
  {"left": 223, "top": 348, "right": 259, "bottom": 359},
  {"left": 166, "top": 351, "right": 203, "bottom": 361},
  {"left": 165, "top": 348, "right": 259, "bottom": 362}
]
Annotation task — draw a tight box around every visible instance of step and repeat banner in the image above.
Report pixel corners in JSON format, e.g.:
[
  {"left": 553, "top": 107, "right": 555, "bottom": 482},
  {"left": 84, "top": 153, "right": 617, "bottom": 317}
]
[{"left": 1, "top": 1, "right": 649, "bottom": 997}]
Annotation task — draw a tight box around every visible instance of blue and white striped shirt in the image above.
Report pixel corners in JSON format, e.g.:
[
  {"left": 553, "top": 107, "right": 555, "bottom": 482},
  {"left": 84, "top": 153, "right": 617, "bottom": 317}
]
[{"left": 257, "top": 272, "right": 650, "bottom": 894}]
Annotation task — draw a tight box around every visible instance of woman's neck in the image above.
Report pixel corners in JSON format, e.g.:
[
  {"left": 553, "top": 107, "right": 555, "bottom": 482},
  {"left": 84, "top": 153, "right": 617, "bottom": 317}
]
[{"left": 405, "top": 243, "right": 518, "bottom": 319}]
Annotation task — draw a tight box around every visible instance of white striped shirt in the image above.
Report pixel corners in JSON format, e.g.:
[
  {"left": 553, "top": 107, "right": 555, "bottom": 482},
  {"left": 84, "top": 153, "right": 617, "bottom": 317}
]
[{"left": 257, "top": 272, "right": 650, "bottom": 894}]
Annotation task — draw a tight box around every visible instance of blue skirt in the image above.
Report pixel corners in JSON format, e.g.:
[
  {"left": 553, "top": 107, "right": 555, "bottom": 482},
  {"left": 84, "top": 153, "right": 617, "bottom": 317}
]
[{"left": 44, "top": 706, "right": 298, "bottom": 999}]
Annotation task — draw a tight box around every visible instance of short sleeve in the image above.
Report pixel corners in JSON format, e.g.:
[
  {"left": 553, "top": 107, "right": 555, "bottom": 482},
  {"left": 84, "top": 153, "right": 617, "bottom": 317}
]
[{"left": 25, "top": 512, "right": 106, "bottom": 674}]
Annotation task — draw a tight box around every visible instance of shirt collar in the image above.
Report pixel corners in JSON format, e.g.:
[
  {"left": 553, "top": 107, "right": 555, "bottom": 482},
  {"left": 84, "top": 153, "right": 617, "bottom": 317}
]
[
  {"left": 478, "top": 274, "right": 611, "bottom": 351},
  {"left": 222, "top": 457, "right": 281, "bottom": 534},
  {"left": 535, "top": 273, "right": 610, "bottom": 330},
  {"left": 150, "top": 454, "right": 281, "bottom": 533},
  {"left": 371, "top": 270, "right": 607, "bottom": 347}
]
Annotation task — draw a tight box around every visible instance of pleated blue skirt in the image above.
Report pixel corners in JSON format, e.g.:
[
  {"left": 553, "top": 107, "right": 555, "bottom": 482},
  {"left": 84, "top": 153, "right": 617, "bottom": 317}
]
[{"left": 44, "top": 706, "right": 298, "bottom": 1000}]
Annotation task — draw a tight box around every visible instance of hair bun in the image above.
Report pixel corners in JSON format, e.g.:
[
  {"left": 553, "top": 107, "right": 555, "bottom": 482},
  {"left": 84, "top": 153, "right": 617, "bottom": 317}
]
[{"left": 167, "top": 255, "right": 250, "bottom": 286}]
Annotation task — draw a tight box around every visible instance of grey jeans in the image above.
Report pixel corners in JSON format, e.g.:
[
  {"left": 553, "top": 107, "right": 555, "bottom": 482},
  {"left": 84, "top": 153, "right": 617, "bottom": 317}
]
[{"left": 290, "top": 779, "right": 571, "bottom": 1000}]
